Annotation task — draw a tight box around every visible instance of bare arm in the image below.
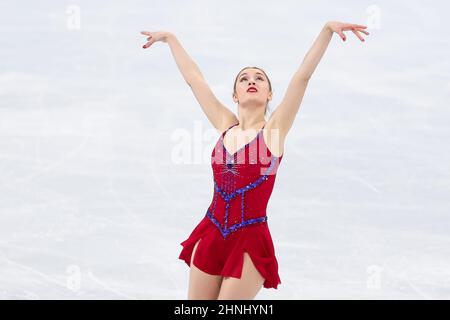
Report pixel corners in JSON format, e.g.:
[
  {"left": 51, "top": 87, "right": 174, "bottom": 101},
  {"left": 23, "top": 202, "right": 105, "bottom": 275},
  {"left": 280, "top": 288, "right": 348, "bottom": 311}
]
[
  {"left": 141, "top": 31, "right": 236, "bottom": 130},
  {"left": 269, "top": 21, "right": 369, "bottom": 139}
]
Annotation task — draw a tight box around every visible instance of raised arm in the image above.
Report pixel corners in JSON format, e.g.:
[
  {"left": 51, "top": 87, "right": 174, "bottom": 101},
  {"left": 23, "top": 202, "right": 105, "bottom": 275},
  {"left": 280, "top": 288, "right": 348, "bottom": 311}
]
[
  {"left": 269, "top": 21, "right": 369, "bottom": 139},
  {"left": 140, "top": 31, "right": 236, "bottom": 131}
]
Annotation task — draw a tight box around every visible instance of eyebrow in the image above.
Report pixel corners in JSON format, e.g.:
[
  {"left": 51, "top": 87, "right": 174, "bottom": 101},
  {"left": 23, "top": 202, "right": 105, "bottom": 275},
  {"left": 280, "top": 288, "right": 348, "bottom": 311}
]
[{"left": 239, "top": 72, "right": 265, "bottom": 78}]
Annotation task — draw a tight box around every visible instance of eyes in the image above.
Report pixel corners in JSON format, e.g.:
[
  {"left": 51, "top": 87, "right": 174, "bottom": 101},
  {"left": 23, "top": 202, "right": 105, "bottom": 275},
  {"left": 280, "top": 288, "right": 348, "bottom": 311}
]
[{"left": 239, "top": 76, "right": 264, "bottom": 82}]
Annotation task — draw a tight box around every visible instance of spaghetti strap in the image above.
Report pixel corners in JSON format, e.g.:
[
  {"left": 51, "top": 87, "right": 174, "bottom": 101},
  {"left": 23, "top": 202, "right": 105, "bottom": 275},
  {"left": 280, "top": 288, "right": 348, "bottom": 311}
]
[
  {"left": 221, "top": 122, "right": 239, "bottom": 138},
  {"left": 222, "top": 122, "right": 266, "bottom": 137}
]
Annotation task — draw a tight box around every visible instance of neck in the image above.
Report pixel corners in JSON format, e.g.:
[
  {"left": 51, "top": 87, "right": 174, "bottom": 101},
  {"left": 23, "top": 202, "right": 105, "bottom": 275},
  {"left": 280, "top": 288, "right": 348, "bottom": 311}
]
[{"left": 237, "top": 106, "right": 266, "bottom": 130}]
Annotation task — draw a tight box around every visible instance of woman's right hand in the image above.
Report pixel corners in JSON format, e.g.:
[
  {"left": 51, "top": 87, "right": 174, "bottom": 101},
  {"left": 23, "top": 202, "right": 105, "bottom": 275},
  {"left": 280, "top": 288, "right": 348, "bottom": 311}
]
[{"left": 140, "top": 31, "right": 172, "bottom": 49}]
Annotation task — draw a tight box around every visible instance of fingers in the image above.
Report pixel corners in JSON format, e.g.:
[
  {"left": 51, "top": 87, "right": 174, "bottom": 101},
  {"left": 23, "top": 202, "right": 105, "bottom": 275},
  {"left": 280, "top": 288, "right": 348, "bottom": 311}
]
[
  {"left": 337, "top": 30, "right": 346, "bottom": 41},
  {"left": 356, "top": 28, "right": 369, "bottom": 35},
  {"left": 349, "top": 23, "right": 369, "bottom": 34},
  {"left": 334, "top": 23, "right": 369, "bottom": 42},
  {"left": 351, "top": 29, "right": 365, "bottom": 42},
  {"left": 143, "top": 40, "right": 154, "bottom": 48},
  {"left": 141, "top": 31, "right": 153, "bottom": 48}
]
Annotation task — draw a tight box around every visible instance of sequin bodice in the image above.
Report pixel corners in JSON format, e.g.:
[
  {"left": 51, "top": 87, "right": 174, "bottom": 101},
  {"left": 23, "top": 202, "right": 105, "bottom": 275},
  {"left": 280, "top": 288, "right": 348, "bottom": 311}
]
[{"left": 206, "top": 123, "right": 283, "bottom": 239}]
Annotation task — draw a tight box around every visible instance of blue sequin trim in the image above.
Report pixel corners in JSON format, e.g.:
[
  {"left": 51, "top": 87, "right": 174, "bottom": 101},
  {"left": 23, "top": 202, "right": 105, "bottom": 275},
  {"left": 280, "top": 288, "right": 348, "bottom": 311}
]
[
  {"left": 214, "top": 156, "right": 277, "bottom": 201},
  {"left": 206, "top": 208, "right": 268, "bottom": 239},
  {"left": 206, "top": 157, "right": 278, "bottom": 239}
]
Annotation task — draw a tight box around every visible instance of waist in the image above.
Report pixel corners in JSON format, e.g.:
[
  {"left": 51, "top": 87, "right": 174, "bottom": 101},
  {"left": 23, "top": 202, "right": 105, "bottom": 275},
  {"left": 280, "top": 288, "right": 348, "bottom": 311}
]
[{"left": 205, "top": 208, "right": 267, "bottom": 239}]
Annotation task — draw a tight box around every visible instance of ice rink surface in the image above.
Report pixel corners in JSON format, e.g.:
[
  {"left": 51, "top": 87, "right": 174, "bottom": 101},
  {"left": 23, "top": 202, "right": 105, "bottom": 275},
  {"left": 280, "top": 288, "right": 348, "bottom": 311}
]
[{"left": 0, "top": 1, "right": 449, "bottom": 299}]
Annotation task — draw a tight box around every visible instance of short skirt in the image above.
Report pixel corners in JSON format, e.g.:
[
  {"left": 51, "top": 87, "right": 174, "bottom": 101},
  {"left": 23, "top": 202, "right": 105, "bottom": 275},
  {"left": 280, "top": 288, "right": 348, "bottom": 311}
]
[{"left": 178, "top": 215, "right": 281, "bottom": 289}]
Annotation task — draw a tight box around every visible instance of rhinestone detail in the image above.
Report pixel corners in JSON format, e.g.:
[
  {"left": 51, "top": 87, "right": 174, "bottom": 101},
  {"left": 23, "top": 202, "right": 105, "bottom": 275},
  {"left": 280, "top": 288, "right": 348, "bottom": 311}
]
[{"left": 206, "top": 156, "right": 278, "bottom": 239}]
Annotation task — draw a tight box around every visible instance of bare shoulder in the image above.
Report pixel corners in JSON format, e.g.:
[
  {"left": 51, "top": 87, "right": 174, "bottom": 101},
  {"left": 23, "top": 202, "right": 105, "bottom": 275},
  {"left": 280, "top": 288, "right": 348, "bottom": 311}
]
[{"left": 262, "top": 115, "right": 285, "bottom": 158}]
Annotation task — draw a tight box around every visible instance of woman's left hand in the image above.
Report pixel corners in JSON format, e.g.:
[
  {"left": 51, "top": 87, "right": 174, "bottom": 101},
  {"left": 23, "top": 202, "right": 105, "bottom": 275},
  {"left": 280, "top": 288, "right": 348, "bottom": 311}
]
[{"left": 326, "top": 21, "right": 369, "bottom": 42}]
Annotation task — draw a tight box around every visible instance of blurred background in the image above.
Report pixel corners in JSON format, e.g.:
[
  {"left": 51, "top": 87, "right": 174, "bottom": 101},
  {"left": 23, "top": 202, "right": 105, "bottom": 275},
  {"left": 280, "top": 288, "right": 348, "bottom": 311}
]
[{"left": 0, "top": 0, "right": 449, "bottom": 299}]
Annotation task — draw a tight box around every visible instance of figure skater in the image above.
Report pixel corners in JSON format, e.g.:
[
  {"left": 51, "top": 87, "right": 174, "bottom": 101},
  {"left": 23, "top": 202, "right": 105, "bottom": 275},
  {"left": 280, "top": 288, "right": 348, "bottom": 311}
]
[{"left": 140, "top": 21, "right": 369, "bottom": 300}]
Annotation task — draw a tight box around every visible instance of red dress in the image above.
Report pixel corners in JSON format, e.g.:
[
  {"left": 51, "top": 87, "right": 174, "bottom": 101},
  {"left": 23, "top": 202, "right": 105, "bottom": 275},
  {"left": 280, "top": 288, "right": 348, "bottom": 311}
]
[{"left": 178, "top": 122, "right": 283, "bottom": 289}]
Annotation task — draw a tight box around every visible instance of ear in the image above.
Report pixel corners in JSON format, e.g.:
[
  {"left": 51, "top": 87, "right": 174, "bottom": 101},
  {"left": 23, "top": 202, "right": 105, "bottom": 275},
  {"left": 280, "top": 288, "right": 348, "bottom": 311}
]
[{"left": 232, "top": 93, "right": 238, "bottom": 103}]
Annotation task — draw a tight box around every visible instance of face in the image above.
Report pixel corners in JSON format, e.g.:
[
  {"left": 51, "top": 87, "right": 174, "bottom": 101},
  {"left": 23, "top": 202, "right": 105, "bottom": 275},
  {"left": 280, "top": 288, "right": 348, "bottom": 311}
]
[{"left": 233, "top": 68, "right": 272, "bottom": 107}]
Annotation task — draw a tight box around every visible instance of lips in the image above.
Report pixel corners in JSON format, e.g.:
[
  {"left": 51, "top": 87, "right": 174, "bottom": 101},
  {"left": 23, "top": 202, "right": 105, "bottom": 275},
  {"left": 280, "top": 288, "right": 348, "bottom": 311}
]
[{"left": 247, "top": 86, "right": 258, "bottom": 92}]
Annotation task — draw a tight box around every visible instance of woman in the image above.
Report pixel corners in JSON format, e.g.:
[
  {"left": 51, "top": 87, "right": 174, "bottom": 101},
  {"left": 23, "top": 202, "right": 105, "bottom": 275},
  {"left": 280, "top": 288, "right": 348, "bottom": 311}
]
[{"left": 140, "top": 21, "right": 369, "bottom": 300}]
